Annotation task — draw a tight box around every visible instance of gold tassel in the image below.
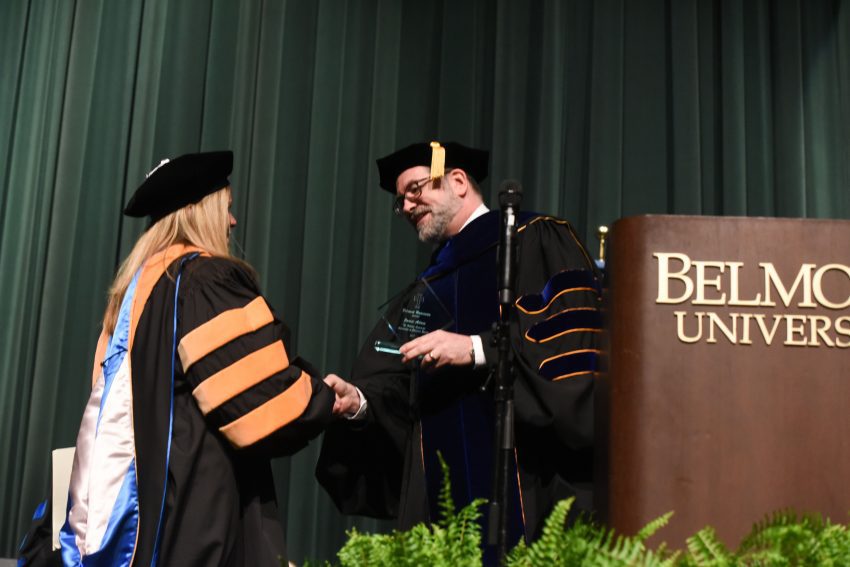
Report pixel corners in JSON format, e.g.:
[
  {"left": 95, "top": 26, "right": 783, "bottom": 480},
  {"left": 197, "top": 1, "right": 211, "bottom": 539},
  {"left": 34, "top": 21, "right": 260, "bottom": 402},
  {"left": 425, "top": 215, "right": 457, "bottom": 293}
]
[{"left": 429, "top": 141, "right": 445, "bottom": 180}]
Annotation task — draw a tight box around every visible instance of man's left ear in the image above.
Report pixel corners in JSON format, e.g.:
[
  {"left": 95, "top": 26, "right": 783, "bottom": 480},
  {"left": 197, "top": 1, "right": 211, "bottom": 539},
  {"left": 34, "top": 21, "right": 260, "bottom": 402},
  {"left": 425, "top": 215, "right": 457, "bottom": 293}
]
[{"left": 449, "top": 169, "right": 469, "bottom": 197}]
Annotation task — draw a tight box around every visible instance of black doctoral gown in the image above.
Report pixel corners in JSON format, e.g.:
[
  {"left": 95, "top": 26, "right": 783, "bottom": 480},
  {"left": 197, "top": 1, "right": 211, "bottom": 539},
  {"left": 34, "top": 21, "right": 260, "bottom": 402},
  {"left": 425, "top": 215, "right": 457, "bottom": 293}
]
[
  {"left": 317, "top": 211, "right": 601, "bottom": 546},
  {"left": 123, "top": 250, "right": 333, "bottom": 565}
]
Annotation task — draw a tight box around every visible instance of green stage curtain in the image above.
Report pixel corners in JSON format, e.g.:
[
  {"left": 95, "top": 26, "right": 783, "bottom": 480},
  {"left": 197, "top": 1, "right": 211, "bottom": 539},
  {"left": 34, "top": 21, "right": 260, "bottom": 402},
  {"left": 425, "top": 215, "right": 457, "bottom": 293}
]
[{"left": 1, "top": 0, "right": 848, "bottom": 562}]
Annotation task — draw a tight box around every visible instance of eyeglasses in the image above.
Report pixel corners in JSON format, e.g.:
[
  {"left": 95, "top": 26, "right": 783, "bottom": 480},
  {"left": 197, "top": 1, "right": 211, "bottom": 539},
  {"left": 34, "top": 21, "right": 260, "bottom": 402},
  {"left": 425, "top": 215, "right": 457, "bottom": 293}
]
[{"left": 393, "top": 176, "right": 437, "bottom": 216}]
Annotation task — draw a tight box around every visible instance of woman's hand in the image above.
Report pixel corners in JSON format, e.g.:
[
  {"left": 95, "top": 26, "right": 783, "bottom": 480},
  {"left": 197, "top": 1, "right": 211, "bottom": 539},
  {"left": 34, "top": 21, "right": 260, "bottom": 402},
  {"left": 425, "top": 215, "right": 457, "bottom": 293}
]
[{"left": 323, "top": 373, "right": 362, "bottom": 417}]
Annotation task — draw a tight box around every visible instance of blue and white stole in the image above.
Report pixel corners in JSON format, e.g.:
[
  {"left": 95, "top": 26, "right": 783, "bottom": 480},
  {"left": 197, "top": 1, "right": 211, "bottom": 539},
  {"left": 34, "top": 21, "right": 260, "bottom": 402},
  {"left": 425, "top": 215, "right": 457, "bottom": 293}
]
[
  {"left": 59, "top": 271, "right": 141, "bottom": 566},
  {"left": 59, "top": 247, "right": 202, "bottom": 567}
]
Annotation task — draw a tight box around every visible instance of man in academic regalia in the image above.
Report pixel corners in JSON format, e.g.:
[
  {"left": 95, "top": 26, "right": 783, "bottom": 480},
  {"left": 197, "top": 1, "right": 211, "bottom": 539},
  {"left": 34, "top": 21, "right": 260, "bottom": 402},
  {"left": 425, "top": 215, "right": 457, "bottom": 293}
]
[
  {"left": 317, "top": 142, "right": 602, "bottom": 549},
  {"left": 58, "top": 152, "right": 334, "bottom": 566}
]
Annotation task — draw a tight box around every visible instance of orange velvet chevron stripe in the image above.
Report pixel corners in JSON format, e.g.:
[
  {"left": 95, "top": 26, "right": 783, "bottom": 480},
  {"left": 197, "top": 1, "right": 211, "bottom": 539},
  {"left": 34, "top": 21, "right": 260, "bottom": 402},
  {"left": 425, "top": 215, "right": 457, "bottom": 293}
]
[
  {"left": 219, "top": 370, "right": 313, "bottom": 448},
  {"left": 178, "top": 296, "right": 274, "bottom": 372},
  {"left": 129, "top": 244, "right": 209, "bottom": 352},
  {"left": 192, "top": 340, "right": 289, "bottom": 415}
]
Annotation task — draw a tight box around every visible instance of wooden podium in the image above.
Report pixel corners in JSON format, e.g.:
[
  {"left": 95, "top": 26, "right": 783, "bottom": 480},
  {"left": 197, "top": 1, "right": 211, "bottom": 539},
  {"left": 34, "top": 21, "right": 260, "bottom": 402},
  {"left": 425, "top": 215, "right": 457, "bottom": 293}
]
[{"left": 598, "top": 215, "right": 850, "bottom": 548}]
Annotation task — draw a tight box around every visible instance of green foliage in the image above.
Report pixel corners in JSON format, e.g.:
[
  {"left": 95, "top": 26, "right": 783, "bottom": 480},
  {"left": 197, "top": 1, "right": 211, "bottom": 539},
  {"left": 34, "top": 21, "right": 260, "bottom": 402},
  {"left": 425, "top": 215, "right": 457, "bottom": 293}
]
[
  {"left": 680, "top": 526, "right": 735, "bottom": 567},
  {"left": 505, "top": 498, "right": 677, "bottom": 567},
  {"left": 308, "top": 460, "right": 850, "bottom": 567},
  {"left": 735, "top": 510, "right": 850, "bottom": 566},
  {"left": 637, "top": 512, "right": 675, "bottom": 543},
  {"left": 328, "top": 453, "right": 485, "bottom": 567}
]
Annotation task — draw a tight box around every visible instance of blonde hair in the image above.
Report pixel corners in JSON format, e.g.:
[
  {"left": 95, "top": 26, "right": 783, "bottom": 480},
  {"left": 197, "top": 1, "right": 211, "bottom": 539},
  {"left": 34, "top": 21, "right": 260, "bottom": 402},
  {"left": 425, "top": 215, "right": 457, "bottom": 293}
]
[{"left": 102, "top": 186, "right": 235, "bottom": 335}]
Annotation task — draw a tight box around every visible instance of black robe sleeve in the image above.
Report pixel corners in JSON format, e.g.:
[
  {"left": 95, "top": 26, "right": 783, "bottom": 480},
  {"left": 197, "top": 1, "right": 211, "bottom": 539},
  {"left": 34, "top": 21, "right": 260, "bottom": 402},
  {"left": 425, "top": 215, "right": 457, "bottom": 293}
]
[
  {"left": 177, "top": 257, "right": 334, "bottom": 457},
  {"left": 508, "top": 217, "right": 601, "bottom": 450},
  {"left": 497, "top": 217, "right": 601, "bottom": 534},
  {"left": 316, "top": 295, "right": 414, "bottom": 519}
]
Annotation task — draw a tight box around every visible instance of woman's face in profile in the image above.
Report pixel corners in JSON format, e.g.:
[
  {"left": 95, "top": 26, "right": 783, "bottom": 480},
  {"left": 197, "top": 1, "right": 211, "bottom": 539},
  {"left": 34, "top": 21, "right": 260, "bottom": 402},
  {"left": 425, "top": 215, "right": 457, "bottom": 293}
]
[{"left": 227, "top": 192, "right": 236, "bottom": 239}]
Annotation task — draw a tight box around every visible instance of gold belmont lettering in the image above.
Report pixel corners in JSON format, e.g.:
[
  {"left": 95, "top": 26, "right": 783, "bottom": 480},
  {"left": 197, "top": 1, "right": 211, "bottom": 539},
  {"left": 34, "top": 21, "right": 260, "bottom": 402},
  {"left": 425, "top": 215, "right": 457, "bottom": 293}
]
[
  {"left": 672, "top": 312, "right": 849, "bottom": 348},
  {"left": 706, "top": 312, "right": 737, "bottom": 343},
  {"left": 812, "top": 264, "right": 850, "bottom": 309},
  {"left": 754, "top": 314, "right": 782, "bottom": 345},
  {"left": 674, "top": 311, "right": 703, "bottom": 343},
  {"left": 727, "top": 262, "right": 762, "bottom": 306},
  {"left": 655, "top": 253, "right": 693, "bottom": 304},
  {"left": 761, "top": 263, "right": 816, "bottom": 308},
  {"left": 836, "top": 317, "right": 850, "bottom": 347},
  {"left": 657, "top": 254, "right": 850, "bottom": 347},
  {"left": 655, "top": 254, "right": 850, "bottom": 309},
  {"left": 809, "top": 315, "right": 834, "bottom": 347},
  {"left": 693, "top": 262, "right": 727, "bottom": 306},
  {"left": 784, "top": 315, "right": 808, "bottom": 346},
  {"left": 738, "top": 313, "right": 754, "bottom": 344}
]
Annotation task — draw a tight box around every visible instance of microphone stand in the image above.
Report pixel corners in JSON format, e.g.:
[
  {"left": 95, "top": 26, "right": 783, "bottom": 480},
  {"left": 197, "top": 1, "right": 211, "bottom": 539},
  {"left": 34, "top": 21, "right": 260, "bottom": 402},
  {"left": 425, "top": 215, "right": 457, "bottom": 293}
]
[{"left": 487, "top": 181, "right": 522, "bottom": 564}]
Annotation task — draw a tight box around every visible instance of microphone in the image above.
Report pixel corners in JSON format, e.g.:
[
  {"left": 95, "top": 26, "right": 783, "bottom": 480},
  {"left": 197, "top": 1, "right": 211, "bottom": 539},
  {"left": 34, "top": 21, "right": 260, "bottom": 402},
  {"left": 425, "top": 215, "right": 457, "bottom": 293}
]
[
  {"left": 498, "top": 180, "right": 523, "bottom": 208},
  {"left": 497, "top": 181, "right": 523, "bottom": 306},
  {"left": 489, "top": 179, "right": 524, "bottom": 559}
]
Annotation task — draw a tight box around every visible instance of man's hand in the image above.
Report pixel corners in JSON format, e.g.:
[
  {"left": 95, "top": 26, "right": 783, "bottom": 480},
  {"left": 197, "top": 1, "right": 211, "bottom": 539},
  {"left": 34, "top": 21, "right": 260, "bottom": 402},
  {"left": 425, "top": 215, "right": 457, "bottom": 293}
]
[
  {"left": 323, "top": 374, "right": 362, "bottom": 417},
  {"left": 399, "top": 330, "right": 474, "bottom": 369}
]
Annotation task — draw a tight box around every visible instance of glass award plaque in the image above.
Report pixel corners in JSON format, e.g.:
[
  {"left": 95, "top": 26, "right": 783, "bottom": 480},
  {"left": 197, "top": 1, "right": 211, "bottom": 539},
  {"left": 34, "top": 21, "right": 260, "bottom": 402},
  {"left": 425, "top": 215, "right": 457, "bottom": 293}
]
[{"left": 374, "top": 278, "right": 454, "bottom": 356}]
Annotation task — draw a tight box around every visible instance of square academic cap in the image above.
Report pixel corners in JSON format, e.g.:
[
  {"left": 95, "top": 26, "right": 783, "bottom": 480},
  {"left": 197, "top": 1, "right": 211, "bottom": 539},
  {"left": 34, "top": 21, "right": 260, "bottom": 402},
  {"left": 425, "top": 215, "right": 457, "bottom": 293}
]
[
  {"left": 376, "top": 142, "right": 488, "bottom": 193},
  {"left": 123, "top": 151, "right": 233, "bottom": 222}
]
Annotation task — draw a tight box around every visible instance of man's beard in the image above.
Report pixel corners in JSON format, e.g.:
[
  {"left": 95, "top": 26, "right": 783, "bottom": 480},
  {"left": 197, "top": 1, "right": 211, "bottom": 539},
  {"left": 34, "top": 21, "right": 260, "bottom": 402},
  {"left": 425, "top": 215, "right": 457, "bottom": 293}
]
[{"left": 413, "top": 192, "right": 462, "bottom": 243}]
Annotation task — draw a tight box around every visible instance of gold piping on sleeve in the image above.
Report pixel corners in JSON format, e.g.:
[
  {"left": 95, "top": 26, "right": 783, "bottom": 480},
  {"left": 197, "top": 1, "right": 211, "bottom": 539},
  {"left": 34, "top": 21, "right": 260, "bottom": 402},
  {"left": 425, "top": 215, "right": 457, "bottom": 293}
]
[
  {"left": 516, "top": 215, "right": 569, "bottom": 232},
  {"left": 516, "top": 216, "right": 596, "bottom": 269},
  {"left": 523, "top": 306, "right": 601, "bottom": 343},
  {"left": 552, "top": 370, "right": 596, "bottom": 382},
  {"left": 538, "top": 348, "right": 602, "bottom": 370},
  {"left": 514, "top": 447, "right": 527, "bottom": 532},
  {"left": 515, "top": 287, "right": 598, "bottom": 315},
  {"left": 526, "top": 327, "right": 602, "bottom": 344},
  {"left": 540, "top": 306, "right": 599, "bottom": 322}
]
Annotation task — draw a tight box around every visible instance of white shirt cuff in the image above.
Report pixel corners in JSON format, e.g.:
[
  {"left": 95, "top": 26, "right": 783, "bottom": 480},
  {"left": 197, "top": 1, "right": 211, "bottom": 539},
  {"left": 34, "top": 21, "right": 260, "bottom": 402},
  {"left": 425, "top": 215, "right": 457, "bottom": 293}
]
[
  {"left": 471, "top": 335, "right": 486, "bottom": 368},
  {"left": 345, "top": 386, "right": 368, "bottom": 420}
]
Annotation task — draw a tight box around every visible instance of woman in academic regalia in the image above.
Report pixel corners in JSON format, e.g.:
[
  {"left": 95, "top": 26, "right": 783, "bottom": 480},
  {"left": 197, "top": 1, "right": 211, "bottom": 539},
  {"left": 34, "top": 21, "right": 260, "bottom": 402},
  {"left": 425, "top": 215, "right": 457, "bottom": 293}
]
[{"left": 58, "top": 151, "right": 333, "bottom": 566}]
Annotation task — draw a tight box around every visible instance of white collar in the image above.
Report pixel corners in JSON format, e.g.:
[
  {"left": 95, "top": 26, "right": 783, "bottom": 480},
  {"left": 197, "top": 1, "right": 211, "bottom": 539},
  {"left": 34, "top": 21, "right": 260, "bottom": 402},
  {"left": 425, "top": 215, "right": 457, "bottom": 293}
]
[{"left": 459, "top": 203, "right": 489, "bottom": 232}]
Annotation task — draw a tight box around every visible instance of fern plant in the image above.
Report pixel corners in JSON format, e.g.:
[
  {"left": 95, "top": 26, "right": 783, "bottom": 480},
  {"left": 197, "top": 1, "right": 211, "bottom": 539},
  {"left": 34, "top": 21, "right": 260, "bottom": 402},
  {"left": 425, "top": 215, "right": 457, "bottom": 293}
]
[
  {"left": 505, "top": 498, "right": 677, "bottom": 567},
  {"left": 323, "top": 453, "right": 485, "bottom": 567},
  {"left": 678, "top": 511, "right": 850, "bottom": 567},
  {"left": 735, "top": 510, "right": 850, "bottom": 566},
  {"left": 679, "top": 526, "right": 735, "bottom": 567},
  {"left": 303, "top": 459, "right": 850, "bottom": 567}
]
